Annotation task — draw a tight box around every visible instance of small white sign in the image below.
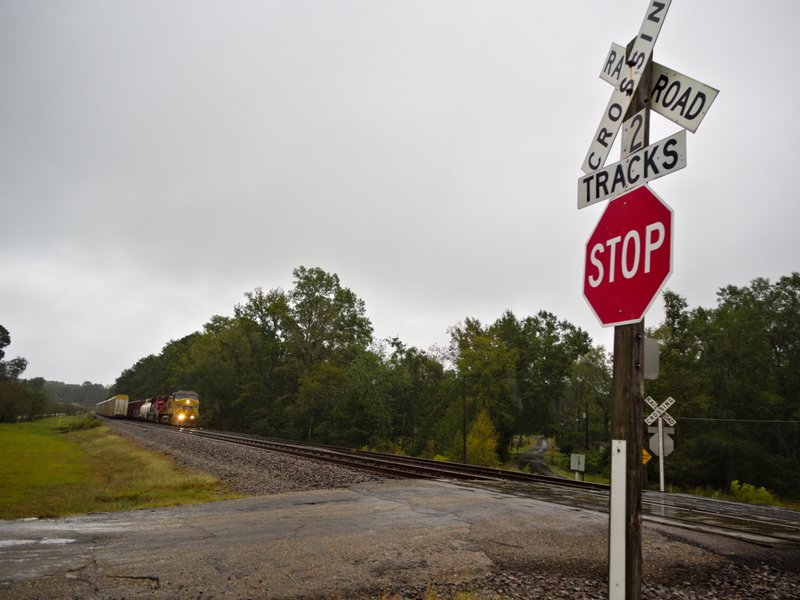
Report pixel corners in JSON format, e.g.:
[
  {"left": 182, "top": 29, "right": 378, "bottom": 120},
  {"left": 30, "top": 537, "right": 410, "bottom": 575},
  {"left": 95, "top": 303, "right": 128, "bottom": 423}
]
[{"left": 570, "top": 453, "right": 586, "bottom": 472}]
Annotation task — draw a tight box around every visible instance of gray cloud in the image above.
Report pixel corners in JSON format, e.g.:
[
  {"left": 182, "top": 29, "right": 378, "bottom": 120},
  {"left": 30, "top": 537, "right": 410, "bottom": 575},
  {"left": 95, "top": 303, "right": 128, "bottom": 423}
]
[{"left": 2, "top": 1, "right": 798, "bottom": 383}]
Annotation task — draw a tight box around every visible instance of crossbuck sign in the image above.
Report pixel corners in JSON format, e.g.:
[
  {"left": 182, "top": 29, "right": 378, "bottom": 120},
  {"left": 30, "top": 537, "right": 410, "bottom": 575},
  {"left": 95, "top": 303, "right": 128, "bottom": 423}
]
[{"left": 644, "top": 396, "right": 675, "bottom": 426}]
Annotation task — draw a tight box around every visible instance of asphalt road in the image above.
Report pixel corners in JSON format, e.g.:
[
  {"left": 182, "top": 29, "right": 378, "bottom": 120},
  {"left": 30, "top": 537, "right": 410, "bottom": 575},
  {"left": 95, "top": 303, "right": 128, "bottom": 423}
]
[{"left": 0, "top": 479, "right": 796, "bottom": 599}]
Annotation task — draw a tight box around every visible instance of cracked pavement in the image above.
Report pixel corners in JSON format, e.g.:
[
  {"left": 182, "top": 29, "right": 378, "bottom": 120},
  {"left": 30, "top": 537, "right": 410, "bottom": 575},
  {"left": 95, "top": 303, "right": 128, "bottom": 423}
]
[{"left": 1, "top": 479, "right": 793, "bottom": 599}]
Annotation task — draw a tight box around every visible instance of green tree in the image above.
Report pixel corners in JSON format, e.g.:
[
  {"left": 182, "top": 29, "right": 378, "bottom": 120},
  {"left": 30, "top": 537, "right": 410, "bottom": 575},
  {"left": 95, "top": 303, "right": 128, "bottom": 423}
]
[
  {"left": 489, "top": 311, "right": 592, "bottom": 437},
  {"left": 113, "top": 354, "right": 170, "bottom": 400},
  {"left": 0, "top": 326, "right": 50, "bottom": 421},
  {"left": 382, "top": 338, "right": 450, "bottom": 455},
  {"left": 0, "top": 325, "right": 27, "bottom": 382},
  {"left": 649, "top": 274, "right": 800, "bottom": 497},
  {"left": 44, "top": 381, "right": 108, "bottom": 406},
  {"left": 283, "top": 266, "right": 373, "bottom": 373},
  {"left": 467, "top": 408, "right": 500, "bottom": 467},
  {"left": 451, "top": 320, "right": 519, "bottom": 461},
  {"left": 328, "top": 351, "right": 391, "bottom": 448},
  {"left": 292, "top": 361, "right": 345, "bottom": 442},
  {"left": 561, "top": 346, "right": 612, "bottom": 453}
]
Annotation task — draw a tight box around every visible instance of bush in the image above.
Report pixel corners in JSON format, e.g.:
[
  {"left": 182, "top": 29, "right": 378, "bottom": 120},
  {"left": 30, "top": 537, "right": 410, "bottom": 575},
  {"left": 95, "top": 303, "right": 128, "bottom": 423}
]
[
  {"left": 730, "top": 480, "right": 776, "bottom": 506},
  {"left": 56, "top": 415, "right": 101, "bottom": 433},
  {"left": 466, "top": 409, "right": 500, "bottom": 467}
]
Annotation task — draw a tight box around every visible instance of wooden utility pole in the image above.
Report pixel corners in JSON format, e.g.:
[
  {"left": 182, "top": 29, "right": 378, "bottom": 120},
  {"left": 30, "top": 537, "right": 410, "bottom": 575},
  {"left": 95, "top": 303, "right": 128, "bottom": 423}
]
[{"left": 608, "top": 41, "right": 652, "bottom": 600}]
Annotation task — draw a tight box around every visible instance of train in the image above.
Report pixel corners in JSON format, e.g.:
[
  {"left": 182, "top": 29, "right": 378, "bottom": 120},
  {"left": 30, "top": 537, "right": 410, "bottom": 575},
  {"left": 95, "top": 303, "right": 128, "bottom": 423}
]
[{"left": 96, "top": 391, "right": 200, "bottom": 427}]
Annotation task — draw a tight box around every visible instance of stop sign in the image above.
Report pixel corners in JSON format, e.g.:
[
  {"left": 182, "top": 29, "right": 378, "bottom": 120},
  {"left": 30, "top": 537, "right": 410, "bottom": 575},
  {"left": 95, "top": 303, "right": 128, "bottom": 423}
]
[{"left": 584, "top": 185, "right": 673, "bottom": 326}]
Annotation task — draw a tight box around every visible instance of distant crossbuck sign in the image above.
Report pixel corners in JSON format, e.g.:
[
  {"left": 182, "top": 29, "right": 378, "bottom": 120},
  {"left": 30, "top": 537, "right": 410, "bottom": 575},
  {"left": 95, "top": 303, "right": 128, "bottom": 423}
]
[{"left": 644, "top": 396, "right": 676, "bottom": 426}]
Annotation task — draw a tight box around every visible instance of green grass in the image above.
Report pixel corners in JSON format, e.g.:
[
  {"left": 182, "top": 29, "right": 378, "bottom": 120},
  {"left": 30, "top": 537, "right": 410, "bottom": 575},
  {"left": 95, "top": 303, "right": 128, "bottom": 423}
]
[
  {"left": 0, "top": 416, "right": 239, "bottom": 519},
  {"left": 548, "top": 462, "right": 610, "bottom": 484}
]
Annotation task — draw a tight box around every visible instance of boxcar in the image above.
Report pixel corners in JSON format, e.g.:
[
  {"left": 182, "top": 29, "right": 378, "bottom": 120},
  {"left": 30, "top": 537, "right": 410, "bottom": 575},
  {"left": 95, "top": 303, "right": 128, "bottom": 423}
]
[
  {"left": 96, "top": 394, "right": 129, "bottom": 418},
  {"left": 126, "top": 398, "right": 145, "bottom": 420}
]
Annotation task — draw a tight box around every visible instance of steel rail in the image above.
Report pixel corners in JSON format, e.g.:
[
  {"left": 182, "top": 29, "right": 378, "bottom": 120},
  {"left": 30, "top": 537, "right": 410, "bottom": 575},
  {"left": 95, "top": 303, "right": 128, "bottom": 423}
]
[
  {"left": 197, "top": 428, "right": 610, "bottom": 491},
  {"left": 184, "top": 428, "right": 495, "bottom": 481}
]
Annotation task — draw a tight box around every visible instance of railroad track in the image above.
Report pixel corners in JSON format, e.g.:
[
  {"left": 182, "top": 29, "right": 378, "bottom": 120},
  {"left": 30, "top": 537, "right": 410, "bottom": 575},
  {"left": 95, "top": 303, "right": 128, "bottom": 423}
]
[
  {"left": 184, "top": 427, "right": 607, "bottom": 490},
  {"left": 165, "top": 424, "right": 800, "bottom": 548}
]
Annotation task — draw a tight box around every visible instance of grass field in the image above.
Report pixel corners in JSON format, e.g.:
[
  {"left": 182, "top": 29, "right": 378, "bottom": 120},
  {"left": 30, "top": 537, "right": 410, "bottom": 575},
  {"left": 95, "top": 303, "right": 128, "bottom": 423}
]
[{"left": 0, "top": 415, "right": 239, "bottom": 519}]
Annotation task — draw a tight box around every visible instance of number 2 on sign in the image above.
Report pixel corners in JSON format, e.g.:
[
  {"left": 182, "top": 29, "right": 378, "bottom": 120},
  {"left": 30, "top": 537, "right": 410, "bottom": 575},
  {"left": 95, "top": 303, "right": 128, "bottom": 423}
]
[{"left": 623, "top": 109, "right": 647, "bottom": 155}]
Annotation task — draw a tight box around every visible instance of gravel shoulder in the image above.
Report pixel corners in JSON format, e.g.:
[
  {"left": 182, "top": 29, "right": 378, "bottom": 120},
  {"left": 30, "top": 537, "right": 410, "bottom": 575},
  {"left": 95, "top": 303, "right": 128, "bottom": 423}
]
[{"left": 103, "top": 420, "right": 384, "bottom": 496}]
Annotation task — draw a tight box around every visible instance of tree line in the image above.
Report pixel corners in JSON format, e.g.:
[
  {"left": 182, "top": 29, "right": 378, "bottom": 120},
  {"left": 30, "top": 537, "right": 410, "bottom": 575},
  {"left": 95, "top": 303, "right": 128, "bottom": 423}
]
[
  {"left": 111, "top": 266, "right": 596, "bottom": 464},
  {"left": 0, "top": 326, "right": 88, "bottom": 421},
  {"left": 645, "top": 274, "right": 800, "bottom": 497},
  {"left": 5, "top": 266, "right": 796, "bottom": 498},
  {"left": 111, "top": 266, "right": 800, "bottom": 497}
]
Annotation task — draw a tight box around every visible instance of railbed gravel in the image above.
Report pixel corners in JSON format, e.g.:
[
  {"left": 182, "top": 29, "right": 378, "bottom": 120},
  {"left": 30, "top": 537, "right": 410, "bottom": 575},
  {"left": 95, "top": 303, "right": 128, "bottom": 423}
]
[
  {"left": 105, "top": 420, "right": 385, "bottom": 495},
  {"left": 365, "top": 563, "right": 800, "bottom": 599},
  {"left": 105, "top": 420, "right": 800, "bottom": 599}
]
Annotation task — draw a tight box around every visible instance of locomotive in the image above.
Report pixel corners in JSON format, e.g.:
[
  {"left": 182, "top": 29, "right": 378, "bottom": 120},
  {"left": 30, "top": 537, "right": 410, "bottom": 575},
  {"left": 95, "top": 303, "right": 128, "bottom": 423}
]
[{"left": 96, "top": 390, "right": 200, "bottom": 427}]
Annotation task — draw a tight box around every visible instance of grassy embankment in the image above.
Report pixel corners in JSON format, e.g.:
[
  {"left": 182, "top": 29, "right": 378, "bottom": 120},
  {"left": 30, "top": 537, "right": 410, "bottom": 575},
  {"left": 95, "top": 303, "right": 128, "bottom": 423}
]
[
  {"left": 0, "top": 415, "right": 239, "bottom": 519},
  {"left": 509, "top": 437, "right": 799, "bottom": 507}
]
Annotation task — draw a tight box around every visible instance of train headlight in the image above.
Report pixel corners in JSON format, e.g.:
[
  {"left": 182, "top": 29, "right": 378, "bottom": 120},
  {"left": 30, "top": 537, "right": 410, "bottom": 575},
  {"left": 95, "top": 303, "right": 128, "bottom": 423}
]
[{"left": 178, "top": 413, "right": 186, "bottom": 421}]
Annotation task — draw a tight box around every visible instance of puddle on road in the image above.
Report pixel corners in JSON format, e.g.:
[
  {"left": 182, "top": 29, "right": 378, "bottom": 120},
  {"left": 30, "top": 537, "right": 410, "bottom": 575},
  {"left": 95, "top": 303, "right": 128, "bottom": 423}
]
[
  {"left": 0, "top": 540, "right": 35, "bottom": 548},
  {"left": 0, "top": 538, "right": 76, "bottom": 548}
]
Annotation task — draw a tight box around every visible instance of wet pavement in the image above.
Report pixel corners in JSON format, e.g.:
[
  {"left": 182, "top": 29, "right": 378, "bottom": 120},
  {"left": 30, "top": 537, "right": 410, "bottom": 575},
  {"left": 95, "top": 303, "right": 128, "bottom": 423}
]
[
  {"left": 516, "top": 436, "right": 551, "bottom": 475},
  {"left": 1, "top": 479, "right": 797, "bottom": 599}
]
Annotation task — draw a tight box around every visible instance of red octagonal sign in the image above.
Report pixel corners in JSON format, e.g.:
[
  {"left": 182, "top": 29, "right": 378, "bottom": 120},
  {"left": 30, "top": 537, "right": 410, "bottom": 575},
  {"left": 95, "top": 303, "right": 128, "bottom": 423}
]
[{"left": 584, "top": 185, "right": 673, "bottom": 327}]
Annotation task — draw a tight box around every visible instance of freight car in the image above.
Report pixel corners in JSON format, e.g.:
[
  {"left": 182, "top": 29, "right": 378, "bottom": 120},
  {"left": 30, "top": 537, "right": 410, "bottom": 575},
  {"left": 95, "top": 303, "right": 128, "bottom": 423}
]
[
  {"left": 96, "top": 394, "right": 129, "bottom": 418},
  {"left": 126, "top": 398, "right": 145, "bottom": 420}
]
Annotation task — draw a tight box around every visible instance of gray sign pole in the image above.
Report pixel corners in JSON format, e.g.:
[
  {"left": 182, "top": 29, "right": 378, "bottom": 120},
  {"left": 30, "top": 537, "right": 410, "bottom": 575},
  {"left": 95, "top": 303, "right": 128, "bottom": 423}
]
[
  {"left": 657, "top": 416, "right": 665, "bottom": 492},
  {"left": 646, "top": 396, "right": 676, "bottom": 493}
]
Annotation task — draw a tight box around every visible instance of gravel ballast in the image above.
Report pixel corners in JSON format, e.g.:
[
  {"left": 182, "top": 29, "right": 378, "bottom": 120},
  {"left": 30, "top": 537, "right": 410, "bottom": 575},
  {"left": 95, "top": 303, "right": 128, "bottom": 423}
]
[{"left": 105, "top": 420, "right": 384, "bottom": 495}]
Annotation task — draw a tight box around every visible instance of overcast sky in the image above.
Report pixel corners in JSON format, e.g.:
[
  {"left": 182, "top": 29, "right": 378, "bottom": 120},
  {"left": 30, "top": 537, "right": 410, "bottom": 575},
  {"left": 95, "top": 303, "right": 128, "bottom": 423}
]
[{"left": 2, "top": 1, "right": 798, "bottom": 386}]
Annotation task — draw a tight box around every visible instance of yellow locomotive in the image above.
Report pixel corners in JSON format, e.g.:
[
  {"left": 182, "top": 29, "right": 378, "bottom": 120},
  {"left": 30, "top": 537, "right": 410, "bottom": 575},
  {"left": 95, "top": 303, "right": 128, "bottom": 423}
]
[{"left": 165, "top": 390, "right": 200, "bottom": 426}]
